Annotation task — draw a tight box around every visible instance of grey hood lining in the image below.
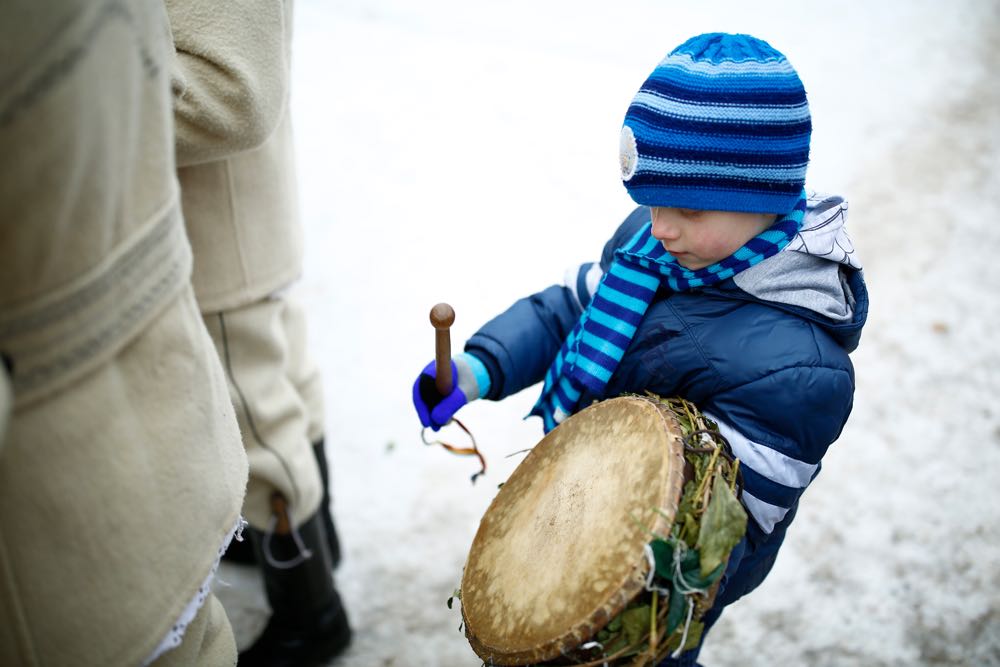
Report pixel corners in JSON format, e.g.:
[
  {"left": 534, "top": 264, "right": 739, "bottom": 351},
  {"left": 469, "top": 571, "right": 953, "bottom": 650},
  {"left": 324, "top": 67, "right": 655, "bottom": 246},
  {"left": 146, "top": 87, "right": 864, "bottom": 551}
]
[{"left": 734, "top": 191, "right": 860, "bottom": 323}]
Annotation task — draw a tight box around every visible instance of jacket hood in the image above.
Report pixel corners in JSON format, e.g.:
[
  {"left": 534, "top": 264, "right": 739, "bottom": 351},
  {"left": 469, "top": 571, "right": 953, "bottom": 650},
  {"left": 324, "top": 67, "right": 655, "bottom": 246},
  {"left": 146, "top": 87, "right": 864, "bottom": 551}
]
[{"left": 725, "top": 191, "right": 868, "bottom": 352}]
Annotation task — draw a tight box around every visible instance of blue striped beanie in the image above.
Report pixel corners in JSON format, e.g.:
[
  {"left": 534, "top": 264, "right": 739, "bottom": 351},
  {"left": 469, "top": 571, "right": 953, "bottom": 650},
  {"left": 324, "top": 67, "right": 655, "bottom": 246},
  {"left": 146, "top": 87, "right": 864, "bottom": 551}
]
[{"left": 619, "top": 33, "right": 810, "bottom": 214}]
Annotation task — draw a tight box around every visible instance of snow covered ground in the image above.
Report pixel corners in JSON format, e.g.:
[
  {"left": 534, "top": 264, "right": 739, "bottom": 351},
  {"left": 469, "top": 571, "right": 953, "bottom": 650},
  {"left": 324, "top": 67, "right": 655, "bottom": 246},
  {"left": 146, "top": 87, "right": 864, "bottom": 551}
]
[{"left": 213, "top": 1, "right": 1000, "bottom": 665}]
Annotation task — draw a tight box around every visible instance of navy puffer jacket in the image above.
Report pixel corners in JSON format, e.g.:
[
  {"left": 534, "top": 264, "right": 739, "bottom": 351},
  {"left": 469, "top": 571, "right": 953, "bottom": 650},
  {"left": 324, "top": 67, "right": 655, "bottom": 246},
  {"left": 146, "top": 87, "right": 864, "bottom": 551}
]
[{"left": 466, "top": 194, "right": 868, "bottom": 549}]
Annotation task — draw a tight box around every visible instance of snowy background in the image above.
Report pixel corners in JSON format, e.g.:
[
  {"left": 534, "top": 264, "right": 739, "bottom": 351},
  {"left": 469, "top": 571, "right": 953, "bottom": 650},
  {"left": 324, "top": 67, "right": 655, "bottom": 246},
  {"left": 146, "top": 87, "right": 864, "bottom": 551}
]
[{"left": 213, "top": 1, "right": 1000, "bottom": 665}]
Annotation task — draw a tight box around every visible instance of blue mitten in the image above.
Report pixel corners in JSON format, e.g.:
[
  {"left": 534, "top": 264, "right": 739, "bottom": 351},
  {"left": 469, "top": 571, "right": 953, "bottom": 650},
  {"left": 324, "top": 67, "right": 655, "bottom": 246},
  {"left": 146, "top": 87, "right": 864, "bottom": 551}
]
[{"left": 412, "top": 352, "right": 491, "bottom": 430}]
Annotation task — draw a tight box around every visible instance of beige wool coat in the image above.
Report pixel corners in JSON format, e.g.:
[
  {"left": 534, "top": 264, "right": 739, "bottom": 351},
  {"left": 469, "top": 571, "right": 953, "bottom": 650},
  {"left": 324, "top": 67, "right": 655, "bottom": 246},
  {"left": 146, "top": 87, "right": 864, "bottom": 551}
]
[
  {"left": 166, "top": 0, "right": 327, "bottom": 528},
  {"left": 167, "top": 0, "right": 304, "bottom": 315},
  {"left": 0, "top": 1, "right": 248, "bottom": 664}
]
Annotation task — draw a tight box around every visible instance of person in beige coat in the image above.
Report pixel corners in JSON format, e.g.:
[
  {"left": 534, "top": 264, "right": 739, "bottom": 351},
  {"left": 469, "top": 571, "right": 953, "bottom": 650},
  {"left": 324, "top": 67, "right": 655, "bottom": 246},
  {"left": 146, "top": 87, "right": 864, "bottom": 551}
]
[
  {"left": 0, "top": 1, "right": 249, "bottom": 666},
  {"left": 165, "top": 1, "right": 351, "bottom": 664}
]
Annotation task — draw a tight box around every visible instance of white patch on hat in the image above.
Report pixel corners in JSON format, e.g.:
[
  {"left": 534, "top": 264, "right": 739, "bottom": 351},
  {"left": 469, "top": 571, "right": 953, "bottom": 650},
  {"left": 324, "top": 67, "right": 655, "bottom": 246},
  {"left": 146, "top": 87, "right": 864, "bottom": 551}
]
[{"left": 619, "top": 125, "right": 638, "bottom": 181}]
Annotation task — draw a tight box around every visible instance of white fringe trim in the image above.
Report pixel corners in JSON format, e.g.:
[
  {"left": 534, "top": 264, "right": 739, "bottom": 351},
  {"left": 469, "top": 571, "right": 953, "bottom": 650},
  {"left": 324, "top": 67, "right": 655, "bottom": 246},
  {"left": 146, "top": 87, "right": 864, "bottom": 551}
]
[{"left": 140, "top": 516, "right": 248, "bottom": 666}]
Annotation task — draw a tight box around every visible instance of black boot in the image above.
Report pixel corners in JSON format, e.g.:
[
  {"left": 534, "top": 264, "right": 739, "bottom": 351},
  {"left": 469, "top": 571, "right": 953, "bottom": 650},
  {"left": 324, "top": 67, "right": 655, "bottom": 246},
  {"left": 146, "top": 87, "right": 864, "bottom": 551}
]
[
  {"left": 312, "top": 438, "right": 342, "bottom": 568},
  {"left": 223, "top": 438, "right": 342, "bottom": 568},
  {"left": 239, "top": 494, "right": 352, "bottom": 667}
]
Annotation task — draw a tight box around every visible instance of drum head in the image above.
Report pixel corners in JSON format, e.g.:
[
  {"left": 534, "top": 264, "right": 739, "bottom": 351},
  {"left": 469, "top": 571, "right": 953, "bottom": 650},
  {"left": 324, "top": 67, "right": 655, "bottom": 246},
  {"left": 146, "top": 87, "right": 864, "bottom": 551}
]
[{"left": 461, "top": 396, "right": 686, "bottom": 665}]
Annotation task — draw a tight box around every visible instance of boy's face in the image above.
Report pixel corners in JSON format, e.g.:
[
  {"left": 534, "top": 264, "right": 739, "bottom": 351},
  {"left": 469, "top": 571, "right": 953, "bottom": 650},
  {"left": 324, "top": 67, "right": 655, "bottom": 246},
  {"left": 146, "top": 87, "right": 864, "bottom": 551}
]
[{"left": 649, "top": 207, "right": 778, "bottom": 270}]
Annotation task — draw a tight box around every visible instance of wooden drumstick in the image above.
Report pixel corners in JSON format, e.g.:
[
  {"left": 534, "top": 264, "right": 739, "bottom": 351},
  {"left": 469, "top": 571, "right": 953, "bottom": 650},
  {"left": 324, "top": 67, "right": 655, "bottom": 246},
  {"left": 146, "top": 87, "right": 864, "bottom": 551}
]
[{"left": 430, "top": 302, "right": 455, "bottom": 395}]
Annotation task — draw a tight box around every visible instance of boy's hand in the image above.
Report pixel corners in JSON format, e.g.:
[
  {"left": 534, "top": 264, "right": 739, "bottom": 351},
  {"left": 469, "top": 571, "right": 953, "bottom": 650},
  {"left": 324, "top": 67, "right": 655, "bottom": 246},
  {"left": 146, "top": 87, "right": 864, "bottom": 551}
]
[{"left": 412, "top": 353, "right": 490, "bottom": 430}]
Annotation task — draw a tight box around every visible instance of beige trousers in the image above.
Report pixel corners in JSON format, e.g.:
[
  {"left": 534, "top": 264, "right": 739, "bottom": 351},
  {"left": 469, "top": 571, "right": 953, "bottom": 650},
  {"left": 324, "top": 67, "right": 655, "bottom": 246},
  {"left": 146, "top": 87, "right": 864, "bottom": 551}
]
[{"left": 203, "top": 294, "right": 325, "bottom": 529}]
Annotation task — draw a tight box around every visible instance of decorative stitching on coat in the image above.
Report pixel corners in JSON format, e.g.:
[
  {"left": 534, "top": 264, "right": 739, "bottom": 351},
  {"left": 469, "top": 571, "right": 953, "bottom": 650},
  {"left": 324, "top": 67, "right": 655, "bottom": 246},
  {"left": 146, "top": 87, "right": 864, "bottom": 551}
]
[{"left": 0, "top": 199, "right": 191, "bottom": 405}]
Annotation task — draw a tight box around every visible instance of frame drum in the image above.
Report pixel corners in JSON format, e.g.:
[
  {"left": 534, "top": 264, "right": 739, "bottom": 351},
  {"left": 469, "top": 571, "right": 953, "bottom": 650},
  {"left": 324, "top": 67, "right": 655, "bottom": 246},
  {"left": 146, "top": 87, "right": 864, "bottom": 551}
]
[{"left": 460, "top": 396, "right": 687, "bottom": 665}]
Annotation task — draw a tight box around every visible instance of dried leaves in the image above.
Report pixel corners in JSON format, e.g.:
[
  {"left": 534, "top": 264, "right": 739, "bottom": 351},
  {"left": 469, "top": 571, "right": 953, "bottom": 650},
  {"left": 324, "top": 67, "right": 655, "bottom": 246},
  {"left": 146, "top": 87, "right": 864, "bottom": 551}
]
[{"left": 697, "top": 475, "right": 747, "bottom": 577}]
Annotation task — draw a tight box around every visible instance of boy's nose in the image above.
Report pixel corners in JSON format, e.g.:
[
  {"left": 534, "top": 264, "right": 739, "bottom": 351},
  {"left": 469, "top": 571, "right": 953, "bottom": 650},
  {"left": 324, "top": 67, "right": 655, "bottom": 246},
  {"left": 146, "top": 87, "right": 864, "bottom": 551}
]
[{"left": 650, "top": 209, "right": 681, "bottom": 241}]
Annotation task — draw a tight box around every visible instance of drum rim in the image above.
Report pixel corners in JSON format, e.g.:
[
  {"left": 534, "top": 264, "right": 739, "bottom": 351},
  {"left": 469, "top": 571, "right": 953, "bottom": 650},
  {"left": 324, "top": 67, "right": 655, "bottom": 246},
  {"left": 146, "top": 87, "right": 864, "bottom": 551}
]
[{"left": 460, "top": 395, "right": 687, "bottom": 665}]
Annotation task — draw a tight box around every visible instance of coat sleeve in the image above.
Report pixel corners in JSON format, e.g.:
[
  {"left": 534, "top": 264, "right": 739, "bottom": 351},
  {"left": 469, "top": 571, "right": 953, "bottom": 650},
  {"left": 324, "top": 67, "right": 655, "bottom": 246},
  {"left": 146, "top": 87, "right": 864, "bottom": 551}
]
[
  {"left": 165, "top": 0, "right": 290, "bottom": 166},
  {"left": 464, "top": 285, "right": 583, "bottom": 400},
  {"left": 703, "top": 362, "right": 855, "bottom": 541}
]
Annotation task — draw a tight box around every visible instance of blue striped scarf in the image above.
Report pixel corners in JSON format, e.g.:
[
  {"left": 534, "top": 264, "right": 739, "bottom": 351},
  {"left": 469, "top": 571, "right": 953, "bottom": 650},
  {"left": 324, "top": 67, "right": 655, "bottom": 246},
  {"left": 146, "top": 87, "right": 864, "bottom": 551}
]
[{"left": 531, "top": 191, "right": 807, "bottom": 432}]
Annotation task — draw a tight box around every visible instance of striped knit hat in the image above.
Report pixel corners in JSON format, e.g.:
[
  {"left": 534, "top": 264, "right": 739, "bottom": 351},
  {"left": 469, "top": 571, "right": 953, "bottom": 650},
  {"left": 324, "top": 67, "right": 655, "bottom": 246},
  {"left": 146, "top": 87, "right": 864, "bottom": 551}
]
[{"left": 620, "top": 33, "right": 810, "bottom": 214}]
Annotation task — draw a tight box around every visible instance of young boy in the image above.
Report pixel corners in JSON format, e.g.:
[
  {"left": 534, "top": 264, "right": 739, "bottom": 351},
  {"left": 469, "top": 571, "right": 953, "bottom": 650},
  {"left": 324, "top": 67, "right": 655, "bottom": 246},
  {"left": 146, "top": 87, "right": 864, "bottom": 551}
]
[{"left": 412, "top": 32, "right": 868, "bottom": 665}]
